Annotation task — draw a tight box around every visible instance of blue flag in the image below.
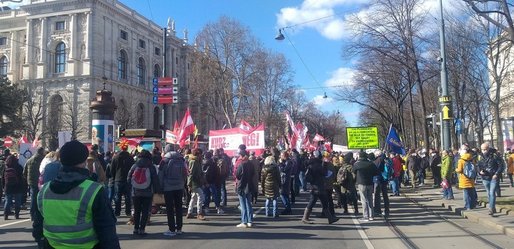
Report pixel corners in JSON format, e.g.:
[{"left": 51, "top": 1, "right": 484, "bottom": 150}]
[{"left": 386, "top": 125, "right": 405, "bottom": 155}]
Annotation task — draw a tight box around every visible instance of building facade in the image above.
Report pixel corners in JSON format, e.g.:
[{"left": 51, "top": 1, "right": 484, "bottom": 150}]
[{"left": 0, "top": 0, "right": 192, "bottom": 149}]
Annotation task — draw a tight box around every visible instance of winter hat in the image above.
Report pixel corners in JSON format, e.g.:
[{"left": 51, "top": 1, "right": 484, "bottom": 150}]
[
  {"left": 138, "top": 149, "right": 152, "bottom": 159},
  {"left": 358, "top": 151, "right": 368, "bottom": 160},
  {"left": 264, "top": 156, "right": 275, "bottom": 165},
  {"left": 164, "top": 144, "right": 174, "bottom": 153},
  {"left": 60, "top": 140, "right": 89, "bottom": 167},
  {"left": 238, "top": 144, "right": 247, "bottom": 156},
  {"left": 344, "top": 152, "right": 353, "bottom": 164}
]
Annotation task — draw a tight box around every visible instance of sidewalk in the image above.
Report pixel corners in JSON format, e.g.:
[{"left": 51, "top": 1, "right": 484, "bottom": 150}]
[{"left": 411, "top": 180, "right": 514, "bottom": 237}]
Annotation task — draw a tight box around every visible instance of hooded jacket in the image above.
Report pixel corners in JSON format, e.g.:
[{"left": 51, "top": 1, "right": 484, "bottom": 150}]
[
  {"left": 159, "top": 151, "right": 187, "bottom": 192},
  {"left": 127, "top": 157, "right": 160, "bottom": 198},
  {"left": 187, "top": 155, "right": 204, "bottom": 189},
  {"left": 261, "top": 162, "right": 280, "bottom": 198},
  {"left": 24, "top": 153, "right": 44, "bottom": 187},
  {"left": 32, "top": 166, "right": 120, "bottom": 249},
  {"left": 456, "top": 153, "right": 475, "bottom": 189},
  {"left": 352, "top": 158, "right": 379, "bottom": 186}
]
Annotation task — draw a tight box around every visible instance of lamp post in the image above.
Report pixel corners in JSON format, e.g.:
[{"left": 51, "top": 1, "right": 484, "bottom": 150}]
[{"left": 439, "top": 0, "right": 452, "bottom": 150}]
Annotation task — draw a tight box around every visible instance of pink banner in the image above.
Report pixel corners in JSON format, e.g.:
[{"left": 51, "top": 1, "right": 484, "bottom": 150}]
[{"left": 209, "top": 124, "right": 266, "bottom": 157}]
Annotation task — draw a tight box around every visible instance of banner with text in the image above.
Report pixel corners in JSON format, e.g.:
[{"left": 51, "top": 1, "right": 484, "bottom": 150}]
[
  {"left": 209, "top": 124, "right": 265, "bottom": 157},
  {"left": 346, "top": 126, "right": 379, "bottom": 149}
]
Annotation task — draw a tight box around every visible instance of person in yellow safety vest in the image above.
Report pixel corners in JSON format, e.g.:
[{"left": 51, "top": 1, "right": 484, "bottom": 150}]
[{"left": 32, "top": 140, "right": 120, "bottom": 249}]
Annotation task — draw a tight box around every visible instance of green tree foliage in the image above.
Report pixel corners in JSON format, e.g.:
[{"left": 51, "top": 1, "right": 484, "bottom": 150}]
[{"left": 0, "top": 76, "right": 26, "bottom": 137}]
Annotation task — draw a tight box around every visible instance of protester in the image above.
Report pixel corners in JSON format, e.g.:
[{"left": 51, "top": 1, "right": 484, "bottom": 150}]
[
  {"left": 456, "top": 144, "right": 477, "bottom": 210},
  {"left": 159, "top": 146, "right": 187, "bottom": 237},
  {"left": 373, "top": 150, "right": 390, "bottom": 217},
  {"left": 429, "top": 149, "right": 442, "bottom": 188},
  {"left": 3, "top": 155, "right": 24, "bottom": 220},
  {"left": 278, "top": 151, "right": 293, "bottom": 215},
  {"left": 24, "top": 147, "right": 45, "bottom": 220},
  {"left": 406, "top": 149, "right": 420, "bottom": 188},
  {"left": 110, "top": 142, "right": 135, "bottom": 217},
  {"left": 86, "top": 150, "right": 106, "bottom": 184},
  {"left": 353, "top": 151, "right": 379, "bottom": 222},
  {"left": 249, "top": 151, "right": 261, "bottom": 205},
  {"left": 339, "top": 152, "right": 359, "bottom": 215},
  {"left": 202, "top": 151, "right": 223, "bottom": 214},
  {"left": 235, "top": 144, "right": 255, "bottom": 228},
  {"left": 261, "top": 156, "right": 281, "bottom": 218},
  {"left": 32, "top": 140, "right": 120, "bottom": 248},
  {"left": 390, "top": 152, "right": 403, "bottom": 196},
  {"left": 39, "top": 151, "right": 61, "bottom": 187},
  {"left": 508, "top": 149, "right": 514, "bottom": 187},
  {"left": 0, "top": 149, "right": 10, "bottom": 202},
  {"left": 127, "top": 149, "right": 160, "bottom": 235},
  {"left": 440, "top": 150, "right": 454, "bottom": 200},
  {"left": 301, "top": 150, "right": 338, "bottom": 224},
  {"left": 478, "top": 142, "right": 504, "bottom": 215},
  {"left": 186, "top": 148, "right": 206, "bottom": 220}
]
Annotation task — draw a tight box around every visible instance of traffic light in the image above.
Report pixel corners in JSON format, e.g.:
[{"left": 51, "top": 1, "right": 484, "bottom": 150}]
[
  {"left": 118, "top": 127, "right": 126, "bottom": 138},
  {"left": 426, "top": 114, "right": 434, "bottom": 128}
]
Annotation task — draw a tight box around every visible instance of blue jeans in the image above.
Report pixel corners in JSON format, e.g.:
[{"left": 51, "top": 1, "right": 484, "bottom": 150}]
[
  {"left": 443, "top": 184, "right": 454, "bottom": 199},
  {"left": 299, "top": 171, "right": 307, "bottom": 191},
  {"left": 280, "top": 193, "right": 291, "bottom": 211},
  {"left": 30, "top": 186, "right": 39, "bottom": 220},
  {"left": 482, "top": 179, "right": 497, "bottom": 212},
  {"left": 204, "top": 184, "right": 220, "bottom": 208},
  {"left": 218, "top": 179, "right": 227, "bottom": 207},
  {"left": 237, "top": 192, "right": 253, "bottom": 224},
  {"left": 265, "top": 197, "right": 278, "bottom": 216},
  {"left": 390, "top": 177, "right": 400, "bottom": 195},
  {"left": 114, "top": 182, "right": 132, "bottom": 216},
  {"left": 463, "top": 187, "right": 477, "bottom": 210},
  {"left": 4, "top": 193, "right": 22, "bottom": 217}
]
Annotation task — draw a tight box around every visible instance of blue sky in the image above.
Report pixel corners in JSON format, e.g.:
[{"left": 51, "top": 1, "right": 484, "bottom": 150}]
[
  {"left": 3, "top": 0, "right": 464, "bottom": 126},
  {"left": 119, "top": 0, "right": 365, "bottom": 125}
]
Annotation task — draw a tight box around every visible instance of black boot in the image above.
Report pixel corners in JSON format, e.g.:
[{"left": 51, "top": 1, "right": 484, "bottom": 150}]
[
  {"left": 326, "top": 209, "right": 339, "bottom": 224},
  {"left": 4, "top": 213, "right": 8, "bottom": 220}
]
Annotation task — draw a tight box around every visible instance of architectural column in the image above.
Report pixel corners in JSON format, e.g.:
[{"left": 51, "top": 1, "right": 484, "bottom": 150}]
[
  {"left": 85, "top": 11, "right": 91, "bottom": 59},
  {"left": 37, "top": 18, "right": 47, "bottom": 78},
  {"left": 22, "top": 19, "right": 33, "bottom": 79},
  {"left": 67, "top": 13, "right": 77, "bottom": 76}
]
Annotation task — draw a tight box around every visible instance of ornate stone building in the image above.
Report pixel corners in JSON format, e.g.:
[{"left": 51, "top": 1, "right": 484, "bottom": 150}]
[{"left": 0, "top": 0, "right": 192, "bottom": 149}]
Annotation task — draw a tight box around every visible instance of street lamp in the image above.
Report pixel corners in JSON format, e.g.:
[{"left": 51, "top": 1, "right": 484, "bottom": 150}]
[{"left": 275, "top": 29, "right": 285, "bottom": 41}]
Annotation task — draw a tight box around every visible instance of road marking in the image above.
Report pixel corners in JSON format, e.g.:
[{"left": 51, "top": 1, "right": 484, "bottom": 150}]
[
  {"left": 253, "top": 207, "right": 265, "bottom": 218},
  {"left": 351, "top": 217, "right": 375, "bottom": 249},
  {"left": 0, "top": 219, "right": 30, "bottom": 228}
]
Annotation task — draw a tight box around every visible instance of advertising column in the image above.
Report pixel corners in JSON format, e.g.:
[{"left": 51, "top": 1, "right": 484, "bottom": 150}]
[{"left": 90, "top": 84, "right": 117, "bottom": 154}]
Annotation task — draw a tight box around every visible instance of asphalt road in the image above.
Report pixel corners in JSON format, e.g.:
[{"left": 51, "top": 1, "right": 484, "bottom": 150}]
[{"left": 1, "top": 186, "right": 514, "bottom": 249}]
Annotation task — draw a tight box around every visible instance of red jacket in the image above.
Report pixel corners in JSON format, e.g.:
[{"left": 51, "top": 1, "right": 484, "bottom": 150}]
[{"left": 392, "top": 156, "right": 404, "bottom": 178}]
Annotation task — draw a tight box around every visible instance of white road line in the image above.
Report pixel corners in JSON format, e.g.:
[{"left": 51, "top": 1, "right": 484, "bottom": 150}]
[
  {"left": 0, "top": 219, "right": 30, "bottom": 228},
  {"left": 253, "top": 207, "right": 265, "bottom": 218},
  {"left": 352, "top": 217, "right": 375, "bottom": 249}
]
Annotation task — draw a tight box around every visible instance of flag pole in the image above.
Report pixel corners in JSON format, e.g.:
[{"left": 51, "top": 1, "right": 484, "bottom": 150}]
[{"left": 383, "top": 124, "right": 393, "bottom": 152}]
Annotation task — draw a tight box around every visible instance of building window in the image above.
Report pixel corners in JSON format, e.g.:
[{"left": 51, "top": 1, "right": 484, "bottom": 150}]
[
  {"left": 153, "top": 64, "right": 161, "bottom": 78},
  {"left": 0, "top": 56, "right": 7, "bottom": 76},
  {"left": 120, "top": 30, "right": 127, "bottom": 40},
  {"left": 139, "top": 39, "right": 146, "bottom": 49},
  {"left": 154, "top": 47, "right": 160, "bottom": 56},
  {"left": 137, "top": 57, "right": 146, "bottom": 85},
  {"left": 118, "top": 50, "right": 127, "bottom": 80},
  {"left": 55, "top": 21, "right": 65, "bottom": 31},
  {"left": 55, "top": 42, "right": 66, "bottom": 73},
  {"left": 0, "top": 37, "right": 6, "bottom": 46}
]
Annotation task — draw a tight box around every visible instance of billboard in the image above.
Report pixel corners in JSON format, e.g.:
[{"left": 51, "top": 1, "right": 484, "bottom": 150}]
[
  {"left": 346, "top": 126, "right": 379, "bottom": 149},
  {"left": 209, "top": 124, "right": 265, "bottom": 157}
]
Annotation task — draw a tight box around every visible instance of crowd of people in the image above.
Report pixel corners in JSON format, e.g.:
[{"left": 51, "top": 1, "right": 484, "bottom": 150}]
[{"left": 0, "top": 139, "right": 514, "bottom": 248}]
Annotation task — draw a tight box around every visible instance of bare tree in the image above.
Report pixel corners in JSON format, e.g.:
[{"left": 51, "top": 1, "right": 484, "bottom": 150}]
[
  {"left": 193, "top": 16, "right": 260, "bottom": 128},
  {"left": 22, "top": 85, "right": 44, "bottom": 141},
  {"left": 115, "top": 97, "right": 137, "bottom": 129},
  {"left": 61, "top": 93, "right": 88, "bottom": 140},
  {"left": 463, "top": 0, "right": 514, "bottom": 43}
]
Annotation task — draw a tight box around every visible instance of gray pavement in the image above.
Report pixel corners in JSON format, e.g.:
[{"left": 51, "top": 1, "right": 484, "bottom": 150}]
[{"left": 413, "top": 178, "right": 514, "bottom": 237}]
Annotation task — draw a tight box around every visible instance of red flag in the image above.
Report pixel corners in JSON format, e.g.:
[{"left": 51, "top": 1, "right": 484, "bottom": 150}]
[
  {"left": 178, "top": 109, "right": 195, "bottom": 148},
  {"left": 324, "top": 142, "right": 332, "bottom": 153},
  {"left": 313, "top": 133, "right": 325, "bottom": 142},
  {"left": 20, "top": 135, "right": 29, "bottom": 144},
  {"left": 285, "top": 112, "right": 298, "bottom": 135},
  {"left": 173, "top": 121, "right": 180, "bottom": 134},
  {"left": 239, "top": 119, "right": 253, "bottom": 132},
  {"left": 32, "top": 134, "right": 40, "bottom": 148}
]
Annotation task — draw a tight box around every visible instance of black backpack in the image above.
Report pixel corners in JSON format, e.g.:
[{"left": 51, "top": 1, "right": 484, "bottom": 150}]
[{"left": 4, "top": 167, "right": 20, "bottom": 186}]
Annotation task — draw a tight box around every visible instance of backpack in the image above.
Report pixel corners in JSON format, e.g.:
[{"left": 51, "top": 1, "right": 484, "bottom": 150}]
[
  {"left": 4, "top": 167, "right": 20, "bottom": 186},
  {"left": 336, "top": 167, "right": 351, "bottom": 188},
  {"left": 382, "top": 160, "right": 394, "bottom": 181},
  {"left": 131, "top": 166, "right": 151, "bottom": 189},
  {"left": 463, "top": 160, "right": 477, "bottom": 179}
]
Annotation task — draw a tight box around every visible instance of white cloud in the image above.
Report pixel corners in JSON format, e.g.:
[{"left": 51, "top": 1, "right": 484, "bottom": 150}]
[
  {"left": 312, "top": 95, "right": 335, "bottom": 107},
  {"left": 324, "top": 67, "right": 356, "bottom": 88},
  {"left": 276, "top": 0, "right": 369, "bottom": 40}
]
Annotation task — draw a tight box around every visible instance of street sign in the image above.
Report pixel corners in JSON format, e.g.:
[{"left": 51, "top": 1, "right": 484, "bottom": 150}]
[
  {"left": 152, "top": 87, "right": 158, "bottom": 94},
  {"left": 3, "top": 137, "right": 13, "bottom": 147},
  {"left": 455, "top": 119, "right": 463, "bottom": 135},
  {"left": 173, "top": 78, "right": 178, "bottom": 85},
  {"left": 442, "top": 106, "right": 453, "bottom": 120},
  {"left": 346, "top": 127, "right": 379, "bottom": 149},
  {"left": 152, "top": 77, "right": 158, "bottom": 86},
  {"left": 152, "top": 96, "right": 158, "bottom": 104},
  {"left": 439, "top": 96, "right": 452, "bottom": 103}
]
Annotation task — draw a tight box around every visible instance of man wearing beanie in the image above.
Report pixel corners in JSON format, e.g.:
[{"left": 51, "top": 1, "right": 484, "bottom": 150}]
[
  {"left": 235, "top": 144, "right": 256, "bottom": 228},
  {"left": 32, "top": 140, "right": 120, "bottom": 249},
  {"left": 353, "top": 151, "right": 380, "bottom": 222},
  {"left": 110, "top": 142, "right": 135, "bottom": 217}
]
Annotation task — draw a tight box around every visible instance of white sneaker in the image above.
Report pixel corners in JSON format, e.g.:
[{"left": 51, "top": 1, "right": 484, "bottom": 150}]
[
  {"left": 163, "top": 230, "right": 176, "bottom": 237},
  {"left": 247, "top": 223, "right": 253, "bottom": 228},
  {"left": 236, "top": 223, "right": 248, "bottom": 228},
  {"left": 217, "top": 208, "right": 225, "bottom": 214}
]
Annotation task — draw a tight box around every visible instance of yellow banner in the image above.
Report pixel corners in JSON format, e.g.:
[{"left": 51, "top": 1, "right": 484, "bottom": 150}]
[{"left": 346, "top": 127, "right": 379, "bottom": 149}]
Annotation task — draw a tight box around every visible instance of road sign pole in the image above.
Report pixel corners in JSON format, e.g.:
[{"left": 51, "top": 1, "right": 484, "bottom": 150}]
[{"left": 439, "top": 0, "right": 452, "bottom": 150}]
